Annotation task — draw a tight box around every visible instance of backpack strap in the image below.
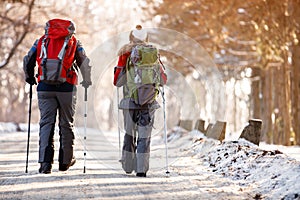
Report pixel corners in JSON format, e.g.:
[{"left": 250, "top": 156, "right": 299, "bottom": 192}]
[
  {"left": 39, "top": 36, "right": 48, "bottom": 59},
  {"left": 55, "top": 35, "right": 72, "bottom": 81},
  {"left": 126, "top": 52, "right": 141, "bottom": 84},
  {"left": 58, "top": 36, "right": 70, "bottom": 60},
  {"left": 123, "top": 56, "right": 132, "bottom": 97},
  {"left": 39, "top": 36, "right": 49, "bottom": 80}
]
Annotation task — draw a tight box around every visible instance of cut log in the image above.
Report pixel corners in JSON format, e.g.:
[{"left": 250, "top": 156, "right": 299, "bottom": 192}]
[
  {"left": 194, "top": 119, "right": 205, "bottom": 133},
  {"left": 178, "top": 120, "right": 193, "bottom": 131},
  {"left": 240, "top": 119, "right": 262, "bottom": 145},
  {"left": 206, "top": 121, "right": 226, "bottom": 141}
]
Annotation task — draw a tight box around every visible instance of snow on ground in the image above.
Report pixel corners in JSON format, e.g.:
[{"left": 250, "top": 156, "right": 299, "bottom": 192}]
[
  {"left": 0, "top": 122, "right": 39, "bottom": 133},
  {"left": 189, "top": 129, "right": 300, "bottom": 200},
  {"left": 0, "top": 123, "right": 300, "bottom": 199}
]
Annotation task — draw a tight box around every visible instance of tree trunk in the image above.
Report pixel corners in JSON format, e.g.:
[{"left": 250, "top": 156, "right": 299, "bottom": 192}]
[
  {"left": 261, "top": 69, "right": 272, "bottom": 144},
  {"left": 282, "top": 61, "right": 292, "bottom": 146},
  {"left": 273, "top": 66, "right": 282, "bottom": 145},
  {"left": 251, "top": 67, "right": 262, "bottom": 119},
  {"left": 291, "top": 45, "right": 300, "bottom": 145}
]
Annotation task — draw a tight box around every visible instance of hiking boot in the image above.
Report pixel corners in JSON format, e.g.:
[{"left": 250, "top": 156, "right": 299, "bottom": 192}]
[
  {"left": 136, "top": 172, "right": 146, "bottom": 177},
  {"left": 59, "top": 157, "right": 76, "bottom": 171},
  {"left": 39, "top": 162, "right": 52, "bottom": 174}
]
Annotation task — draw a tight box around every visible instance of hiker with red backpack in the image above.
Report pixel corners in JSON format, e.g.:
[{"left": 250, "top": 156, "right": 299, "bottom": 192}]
[
  {"left": 114, "top": 25, "right": 167, "bottom": 177},
  {"left": 23, "top": 19, "right": 92, "bottom": 174}
]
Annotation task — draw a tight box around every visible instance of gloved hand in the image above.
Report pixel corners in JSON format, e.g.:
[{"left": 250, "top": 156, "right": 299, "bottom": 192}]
[
  {"left": 80, "top": 80, "right": 92, "bottom": 89},
  {"left": 26, "top": 77, "right": 37, "bottom": 85}
]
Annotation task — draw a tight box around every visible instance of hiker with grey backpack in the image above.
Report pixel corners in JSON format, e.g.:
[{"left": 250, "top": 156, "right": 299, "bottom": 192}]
[
  {"left": 113, "top": 25, "right": 167, "bottom": 177},
  {"left": 23, "top": 19, "right": 92, "bottom": 174}
]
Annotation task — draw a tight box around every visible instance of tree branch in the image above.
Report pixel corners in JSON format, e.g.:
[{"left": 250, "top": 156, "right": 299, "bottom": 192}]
[{"left": 0, "top": 0, "right": 35, "bottom": 69}]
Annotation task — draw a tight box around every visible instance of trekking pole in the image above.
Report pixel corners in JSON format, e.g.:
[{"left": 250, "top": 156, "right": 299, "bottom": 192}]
[
  {"left": 25, "top": 84, "right": 33, "bottom": 173},
  {"left": 158, "top": 55, "right": 170, "bottom": 176},
  {"left": 161, "top": 86, "right": 170, "bottom": 176},
  {"left": 117, "top": 87, "right": 121, "bottom": 158},
  {"left": 83, "top": 87, "right": 88, "bottom": 173}
]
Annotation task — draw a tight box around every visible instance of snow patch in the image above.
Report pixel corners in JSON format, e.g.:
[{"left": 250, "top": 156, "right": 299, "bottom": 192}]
[
  {"left": 191, "top": 136, "right": 300, "bottom": 199},
  {"left": 0, "top": 122, "right": 20, "bottom": 133},
  {"left": 0, "top": 122, "right": 39, "bottom": 133}
]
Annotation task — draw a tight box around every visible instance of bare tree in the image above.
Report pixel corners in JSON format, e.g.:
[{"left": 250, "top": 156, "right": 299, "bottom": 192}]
[{"left": 0, "top": 0, "right": 35, "bottom": 69}]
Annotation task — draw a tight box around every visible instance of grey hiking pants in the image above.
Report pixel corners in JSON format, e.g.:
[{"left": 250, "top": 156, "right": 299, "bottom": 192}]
[
  {"left": 37, "top": 90, "right": 76, "bottom": 164},
  {"left": 121, "top": 108, "right": 155, "bottom": 174}
]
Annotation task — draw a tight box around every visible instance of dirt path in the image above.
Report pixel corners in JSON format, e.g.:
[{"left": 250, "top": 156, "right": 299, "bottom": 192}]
[{"left": 0, "top": 129, "right": 253, "bottom": 199}]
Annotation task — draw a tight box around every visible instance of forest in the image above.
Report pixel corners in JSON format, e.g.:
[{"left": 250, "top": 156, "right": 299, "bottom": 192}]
[{"left": 1, "top": 0, "right": 300, "bottom": 146}]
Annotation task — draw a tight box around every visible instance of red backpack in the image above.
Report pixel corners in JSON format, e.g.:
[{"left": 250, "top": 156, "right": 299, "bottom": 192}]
[{"left": 36, "top": 19, "right": 78, "bottom": 85}]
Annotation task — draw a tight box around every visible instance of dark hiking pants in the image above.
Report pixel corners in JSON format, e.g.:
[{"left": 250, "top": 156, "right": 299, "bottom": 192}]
[
  {"left": 121, "top": 108, "right": 155, "bottom": 174},
  {"left": 38, "top": 90, "right": 76, "bottom": 164}
]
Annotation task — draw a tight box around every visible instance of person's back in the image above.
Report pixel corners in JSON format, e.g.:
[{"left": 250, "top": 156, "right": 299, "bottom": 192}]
[
  {"left": 113, "top": 25, "right": 167, "bottom": 177},
  {"left": 23, "top": 18, "right": 92, "bottom": 174}
]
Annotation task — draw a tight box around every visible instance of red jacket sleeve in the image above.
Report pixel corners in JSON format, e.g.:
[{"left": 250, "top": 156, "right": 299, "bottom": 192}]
[{"left": 113, "top": 52, "right": 130, "bottom": 86}]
